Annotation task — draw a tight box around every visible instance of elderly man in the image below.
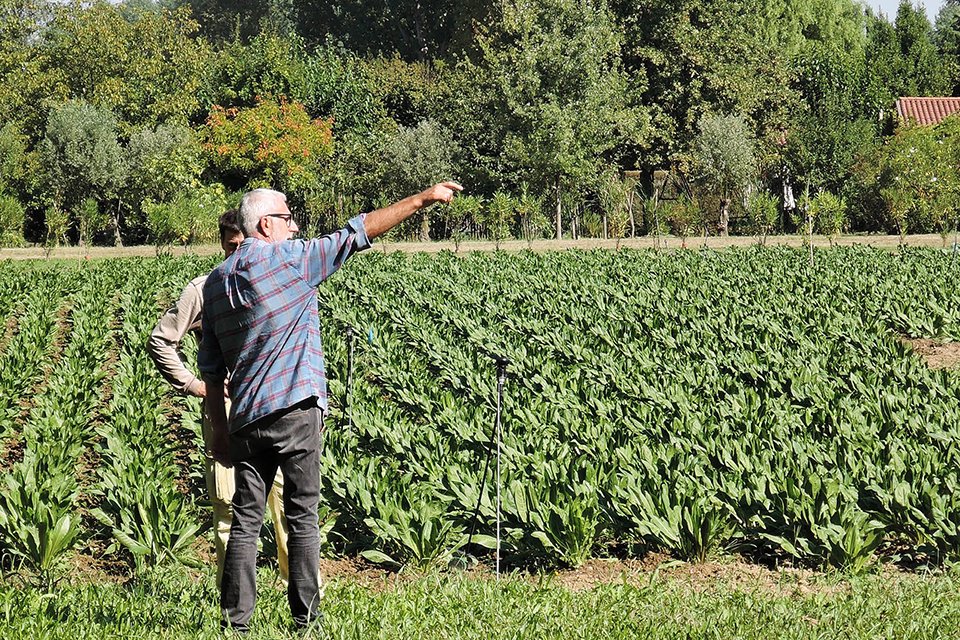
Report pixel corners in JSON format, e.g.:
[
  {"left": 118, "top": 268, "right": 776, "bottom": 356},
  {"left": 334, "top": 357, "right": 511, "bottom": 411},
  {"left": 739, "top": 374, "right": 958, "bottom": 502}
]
[
  {"left": 146, "top": 209, "right": 290, "bottom": 589},
  {"left": 199, "top": 182, "right": 462, "bottom": 633}
]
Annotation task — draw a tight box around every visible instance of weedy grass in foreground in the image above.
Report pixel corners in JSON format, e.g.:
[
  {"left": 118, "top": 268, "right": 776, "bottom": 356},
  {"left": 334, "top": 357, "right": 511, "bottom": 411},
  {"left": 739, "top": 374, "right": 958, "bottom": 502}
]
[{"left": 2, "top": 565, "right": 960, "bottom": 639}]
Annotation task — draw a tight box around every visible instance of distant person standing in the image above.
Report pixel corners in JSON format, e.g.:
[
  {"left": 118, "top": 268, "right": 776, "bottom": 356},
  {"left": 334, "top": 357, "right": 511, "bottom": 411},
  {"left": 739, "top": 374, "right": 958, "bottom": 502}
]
[
  {"left": 200, "top": 182, "right": 462, "bottom": 633},
  {"left": 147, "top": 209, "right": 289, "bottom": 588}
]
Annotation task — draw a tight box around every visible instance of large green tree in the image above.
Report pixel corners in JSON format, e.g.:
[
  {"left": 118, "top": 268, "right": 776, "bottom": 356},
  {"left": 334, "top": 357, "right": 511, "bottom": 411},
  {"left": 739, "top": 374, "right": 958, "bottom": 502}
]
[
  {"left": 786, "top": 39, "right": 878, "bottom": 191},
  {"left": 752, "top": 0, "right": 867, "bottom": 59},
  {"left": 166, "top": 0, "right": 292, "bottom": 43},
  {"left": 891, "top": 0, "right": 952, "bottom": 96},
  {"left": 447, "top": 0, "right": 647, "bottom": 239},
  {"left": 866, "top": 0, "right": 953, "bottom": 100},
  {"left": 291, "top": 0, "right": 489, "bottom": 63},
  {"left": 39, "top": 100, "right": 127, "bottom": 242},
  {"left": 612, "top": 0, "right": 796, "bottom": 172},
  {"left": 0, "top": 0, "right": 55, "bottom": 137},
  {"left": 35, "top": 2, "right": 208, "bottom": 133},
  {"left": 202, "top": 33, "right": 388, "bottom": 134},
  {"left": 934, "top": 0, "right": 960, "bottom": 95}
]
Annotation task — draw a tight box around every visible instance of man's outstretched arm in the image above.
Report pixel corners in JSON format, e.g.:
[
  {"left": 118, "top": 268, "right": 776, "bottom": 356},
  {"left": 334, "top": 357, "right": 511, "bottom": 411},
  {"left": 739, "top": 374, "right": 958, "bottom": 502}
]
[{"left": 363, "top": 182, "right": 463, "bottom": 239}]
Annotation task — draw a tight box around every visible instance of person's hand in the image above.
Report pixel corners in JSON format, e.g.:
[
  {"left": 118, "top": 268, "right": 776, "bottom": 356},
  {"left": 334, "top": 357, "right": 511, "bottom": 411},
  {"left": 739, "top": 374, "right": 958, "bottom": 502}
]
[
  {"left": 193, "top": 381, "right": 207, "bottom": 399},
  {"left": 210, "top": 428, "right": 231, "bottom": 467},
  {"left": 423, "top": 182, "right": 463, "bottom": 206}
]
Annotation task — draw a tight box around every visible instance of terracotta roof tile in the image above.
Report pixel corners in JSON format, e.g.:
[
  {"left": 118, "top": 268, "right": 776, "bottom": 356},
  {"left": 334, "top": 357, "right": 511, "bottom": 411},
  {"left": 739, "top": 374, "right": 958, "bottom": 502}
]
[{"left": 896, "top": 97, "right": 960, "bottom": 126}]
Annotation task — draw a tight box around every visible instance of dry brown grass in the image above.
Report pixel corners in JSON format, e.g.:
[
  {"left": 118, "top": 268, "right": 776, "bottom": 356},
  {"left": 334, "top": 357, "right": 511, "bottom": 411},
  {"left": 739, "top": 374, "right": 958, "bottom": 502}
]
[{"left": 5, "top": 233, "right": 957, "bottom": 261}]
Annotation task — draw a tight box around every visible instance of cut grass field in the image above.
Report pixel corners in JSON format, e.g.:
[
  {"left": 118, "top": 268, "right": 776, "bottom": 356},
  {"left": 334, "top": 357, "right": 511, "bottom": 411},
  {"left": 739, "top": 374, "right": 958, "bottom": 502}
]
[{"left": 4, "top": 563, "right": 960, "bottom": 639}]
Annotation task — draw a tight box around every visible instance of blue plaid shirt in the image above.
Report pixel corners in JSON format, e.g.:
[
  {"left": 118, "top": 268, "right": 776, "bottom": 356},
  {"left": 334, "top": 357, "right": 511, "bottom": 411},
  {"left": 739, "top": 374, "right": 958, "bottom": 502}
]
[{"left": 198, "top": 215, "right": 370, "bottom": 432}]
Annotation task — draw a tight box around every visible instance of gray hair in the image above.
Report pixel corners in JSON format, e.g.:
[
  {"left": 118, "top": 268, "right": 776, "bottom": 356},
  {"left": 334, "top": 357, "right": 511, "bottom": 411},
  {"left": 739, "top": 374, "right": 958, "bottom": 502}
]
[{"left": 238, "top": 188, "right": 286, "bottom": 236}]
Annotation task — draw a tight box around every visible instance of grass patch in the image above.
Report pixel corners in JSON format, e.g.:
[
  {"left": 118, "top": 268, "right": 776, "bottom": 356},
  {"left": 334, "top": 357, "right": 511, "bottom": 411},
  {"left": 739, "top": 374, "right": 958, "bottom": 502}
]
[{"left": 2, "top": 564, "right": 960, "bottom": 639}]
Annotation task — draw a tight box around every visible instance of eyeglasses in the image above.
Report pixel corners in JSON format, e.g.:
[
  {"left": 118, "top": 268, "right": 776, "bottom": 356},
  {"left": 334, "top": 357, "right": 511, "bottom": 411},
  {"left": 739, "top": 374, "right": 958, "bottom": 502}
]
[{"left": 263, "top": 212, "right": 296, "bottom": 228}]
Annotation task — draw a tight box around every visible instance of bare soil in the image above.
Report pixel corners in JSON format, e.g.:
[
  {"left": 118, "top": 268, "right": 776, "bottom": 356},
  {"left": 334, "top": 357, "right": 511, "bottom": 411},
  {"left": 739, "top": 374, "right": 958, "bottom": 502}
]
[
  {"left": 58, "top": 541, "right": 923, "bottom": 599},
  {"left": 308, "top": 554, "right": 887, "bottom": 597},
  {"left": 903, "top": 338, "right": 960, "bottom": 369},
  {"left": 2, "top": 233, "right": 957, "bottom": 260}
]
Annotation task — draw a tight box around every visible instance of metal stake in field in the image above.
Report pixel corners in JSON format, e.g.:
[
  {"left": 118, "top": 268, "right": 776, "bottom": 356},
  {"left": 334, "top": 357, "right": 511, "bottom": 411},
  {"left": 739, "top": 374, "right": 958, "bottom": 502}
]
[
  {"left": 953, "top": 217, "right": 959, "bottom": 264},
  {"left": 345, "top": 324, "right": 355, "bottom": 431},
  {"left": 464, "top": 354, "right": 510, "bottom": 578},
  {"left": 493, "top": 355, "right": 509, "bottom": 579}
]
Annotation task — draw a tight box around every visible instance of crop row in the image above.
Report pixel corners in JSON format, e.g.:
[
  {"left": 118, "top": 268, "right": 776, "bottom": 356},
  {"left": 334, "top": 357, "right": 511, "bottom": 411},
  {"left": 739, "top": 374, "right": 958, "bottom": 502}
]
[{"left": 0, "top": 258, "right": 204, "bottom": 579}]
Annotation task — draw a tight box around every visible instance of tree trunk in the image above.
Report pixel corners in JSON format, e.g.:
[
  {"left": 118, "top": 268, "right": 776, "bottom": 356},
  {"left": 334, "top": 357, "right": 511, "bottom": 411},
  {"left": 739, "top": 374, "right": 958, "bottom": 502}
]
[
  {"left": 419, "top": 212, "right": 431, "bottom": 242},
  {"left": 555, "top": 189, "right": 562, "bottom": 240},
  {"left": 718, "top": 198, "right": 730, "bottom": 237},
  {"left": 113, "top": 199, "right": 123, "bottom": 247}
]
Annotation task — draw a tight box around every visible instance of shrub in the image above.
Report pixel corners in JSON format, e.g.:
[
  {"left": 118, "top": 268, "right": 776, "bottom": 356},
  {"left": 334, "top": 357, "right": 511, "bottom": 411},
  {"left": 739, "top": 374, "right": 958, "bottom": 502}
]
[
  {"left": 439, "top": 194, "right": 484, "bottom": 251},
  {"left": 0, "top": 194, "right": 24, "bottom": 248},
  {"left": 851, "top": 115, "right": 960, "bottom": 236},
  {"left": 599, "top": 173, "right": 633, "bottom": 247},
  {"left": 44, "top": 204, "right": 68, "bottom": 253},
  {"left": 809, "top": 191, "right": 847, "bottom": 243},
  {"left": 747, "top": 191, "right": 780, "bottom": 244},
  {"left": 479, "top": 191, "right": 515, "bottom": 250},
  {"left": 145, "top": 183, "right": 229, "bottom": 251},
  {"left": 202, "top": 97, "right": 333, "bottom": 201},
  {"left": 515, "top": 188, "right": 547, "bottom": 248},
  {"left": 664, "top": 195, "right": 702, "bottom": 245}
]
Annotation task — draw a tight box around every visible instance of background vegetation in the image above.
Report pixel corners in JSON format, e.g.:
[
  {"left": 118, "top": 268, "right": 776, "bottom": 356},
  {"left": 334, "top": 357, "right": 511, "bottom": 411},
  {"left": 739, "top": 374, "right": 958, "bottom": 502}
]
[{"left": 2, "top": 0, "right": 960, "bottom": 246}]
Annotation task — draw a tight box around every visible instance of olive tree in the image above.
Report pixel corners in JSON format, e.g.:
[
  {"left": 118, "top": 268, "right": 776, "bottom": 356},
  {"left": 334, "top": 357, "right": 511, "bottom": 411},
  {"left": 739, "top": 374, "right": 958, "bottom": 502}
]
[
  {"left": 39, "top": 99, "right": 127, "bottom": 246},
  {"left": 691, "top": 113, "right": 756, "bottom": 236},
  {"left": 380, "top": 119, "right": 460, "bottom": 241}
]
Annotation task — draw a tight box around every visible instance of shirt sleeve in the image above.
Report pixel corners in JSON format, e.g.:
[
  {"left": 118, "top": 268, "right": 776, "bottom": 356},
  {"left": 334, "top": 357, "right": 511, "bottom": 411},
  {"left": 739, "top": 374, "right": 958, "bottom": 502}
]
[
  {"left": 198, "top": 292, "right": 227, "bottom": 384},
  {"left": 297, "top": 214, "right": 371, "bottom": 287},
  {"left": 146, "top": 278, "right": 205, "bottom": 396}
]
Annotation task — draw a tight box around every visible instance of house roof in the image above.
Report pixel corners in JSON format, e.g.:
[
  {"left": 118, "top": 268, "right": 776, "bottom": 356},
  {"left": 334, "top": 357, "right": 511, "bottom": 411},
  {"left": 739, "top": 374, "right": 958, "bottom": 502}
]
[{"left": 896, "top": 97, "right": 960, "bottom": 126}]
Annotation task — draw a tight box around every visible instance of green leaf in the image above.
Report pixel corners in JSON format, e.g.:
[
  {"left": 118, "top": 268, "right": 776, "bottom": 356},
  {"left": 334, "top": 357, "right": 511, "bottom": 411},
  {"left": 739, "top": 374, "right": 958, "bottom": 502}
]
[{"left": 360, "top": 549, "right": 400, "bottom": 567}]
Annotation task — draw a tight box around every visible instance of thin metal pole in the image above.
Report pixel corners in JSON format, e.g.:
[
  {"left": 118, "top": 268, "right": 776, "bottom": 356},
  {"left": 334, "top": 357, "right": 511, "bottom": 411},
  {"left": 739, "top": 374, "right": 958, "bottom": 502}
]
[
  {"left": 496, "top": 393, "right": 501, "bottom": 579},
  {"left": 346, "top": 325, "right": 355, "bottom": 431},
  {"left": 494, "top": 356, "right": 509, "bottom": 579},
  {"left": 953, "top": 218, "right": 958, "bottom": 264}
]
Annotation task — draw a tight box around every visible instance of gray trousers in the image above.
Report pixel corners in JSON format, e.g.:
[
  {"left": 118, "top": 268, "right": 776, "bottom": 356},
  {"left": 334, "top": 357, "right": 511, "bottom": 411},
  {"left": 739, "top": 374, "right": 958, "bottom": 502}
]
[{"left": 221, "top": 404, "right": 322, "bottom": 632}]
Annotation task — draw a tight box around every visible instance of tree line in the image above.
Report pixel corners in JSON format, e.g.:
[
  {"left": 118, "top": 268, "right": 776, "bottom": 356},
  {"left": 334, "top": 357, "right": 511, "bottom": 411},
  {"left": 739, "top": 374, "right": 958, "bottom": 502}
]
[{"left": 0, "top": 0, "right": 959, "bottom": 248}]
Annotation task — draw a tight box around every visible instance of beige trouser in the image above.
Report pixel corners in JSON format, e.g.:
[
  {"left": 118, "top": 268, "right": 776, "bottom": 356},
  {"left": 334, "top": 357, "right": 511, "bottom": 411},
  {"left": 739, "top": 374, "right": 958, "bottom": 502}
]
[{"left": 202, "top": 402, "right": 289, "bottom": 588}]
